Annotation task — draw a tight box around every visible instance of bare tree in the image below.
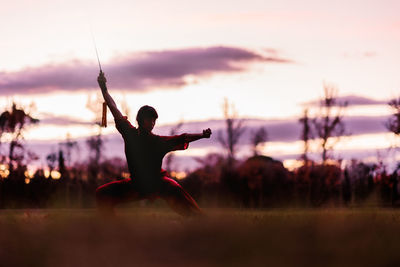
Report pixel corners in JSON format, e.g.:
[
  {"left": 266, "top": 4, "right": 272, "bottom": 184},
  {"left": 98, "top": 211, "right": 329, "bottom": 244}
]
[
  {"left": 385, "top": 97, "right": 400, "bottom": 136},
  {"left": 86, "top": 93, "right": 104, "bottom": 127},
  {"left": 86, "top": 135, "right": 103, "bottom": 161},
  {"left": 312, "top": 84, "right": 347, "bottom": 164},
  {"left": 0, "top": 103, "right": 39, "bottom": 174},
  {"left": 59, "top": 133, "right": 78, "bottom": 168},
  {"left": 46, "top": 151, "right": 57, "bottom": 178},
  {"left": 217, "top": 98, "right": 246, "bottom": 165},
  {"left": 251, "top": 127, "right": 267, "bottom": 156},
  {"left": 86, "top": 94, "right": 106, "bottom": 184},
  {"left": 299, "top": 109, "right": 312, "bottom": 164},
  {"left": 385, "top": 98, "right": 400, "bottom": 167},
  {"left": 120, "top": 94, "right": 131, "bottom": 118}
]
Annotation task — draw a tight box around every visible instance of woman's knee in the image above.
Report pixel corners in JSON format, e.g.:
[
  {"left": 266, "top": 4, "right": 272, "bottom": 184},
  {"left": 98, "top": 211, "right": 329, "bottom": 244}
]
[
  {"left": 95, "top": 181, "right": 120, "bottom": 205},
  {"left": 161, "top": 177, "right": 183, "bottom": 192}
]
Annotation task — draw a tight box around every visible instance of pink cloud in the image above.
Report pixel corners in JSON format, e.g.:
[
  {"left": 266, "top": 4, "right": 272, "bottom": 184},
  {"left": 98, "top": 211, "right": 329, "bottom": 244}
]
[{"left": 0, "top": 46, "right": 291, "bottom": 95}]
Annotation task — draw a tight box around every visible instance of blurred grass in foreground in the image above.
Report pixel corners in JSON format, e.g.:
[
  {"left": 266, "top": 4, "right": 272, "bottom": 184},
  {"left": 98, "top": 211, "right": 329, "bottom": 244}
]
[{"left": 1, "top": 208, "right": 400, "bottom": 267}]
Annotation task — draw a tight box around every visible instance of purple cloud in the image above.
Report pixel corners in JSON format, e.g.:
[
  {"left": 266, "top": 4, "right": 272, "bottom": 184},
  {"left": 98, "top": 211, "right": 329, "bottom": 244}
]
[
  {"left": 39, "top": 114, "right": 94, "bottom": 126},
  {"left": 304, "top": 95, "right": 388, "bottom": 107},
  {"left": 0, "top": 46, "right": 291, "bottom": 95},
  {"left": 27, "top": 114, "right": 393, "bottom": 172},
  {"left": 37, "top": 113, "right": 389, "bottom": 144}
]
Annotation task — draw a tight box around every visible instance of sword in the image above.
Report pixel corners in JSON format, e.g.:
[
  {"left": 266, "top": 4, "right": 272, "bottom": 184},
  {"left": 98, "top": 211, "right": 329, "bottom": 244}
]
[{"left": 91, "top": 30, "right": 107, "bottom": 128}]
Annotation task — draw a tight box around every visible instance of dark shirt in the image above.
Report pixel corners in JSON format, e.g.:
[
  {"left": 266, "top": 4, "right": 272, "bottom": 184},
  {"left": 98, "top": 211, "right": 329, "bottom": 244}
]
[{"left": 115, "top": 116, "right": 188, "bottom": 193}]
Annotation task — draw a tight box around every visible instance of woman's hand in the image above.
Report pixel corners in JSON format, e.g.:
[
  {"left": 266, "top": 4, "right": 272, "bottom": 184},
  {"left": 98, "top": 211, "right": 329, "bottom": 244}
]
[
  {"left": 202, "top": 128, "right": 212, "bottom": 138},
  {"left": 97, "top": 71, "right": 107, "bottom": 90}
]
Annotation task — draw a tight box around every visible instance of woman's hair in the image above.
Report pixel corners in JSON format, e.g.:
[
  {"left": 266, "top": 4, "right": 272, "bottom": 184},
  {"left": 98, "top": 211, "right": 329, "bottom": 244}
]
[{"left": 136, "top": 105, "right": 158, "bottom": 127}]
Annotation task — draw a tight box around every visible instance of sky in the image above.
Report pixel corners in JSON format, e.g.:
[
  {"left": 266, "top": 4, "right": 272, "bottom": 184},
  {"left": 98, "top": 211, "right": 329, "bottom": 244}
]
[{"left": 0, "top": 0, "right": 400, "bottom": 170}]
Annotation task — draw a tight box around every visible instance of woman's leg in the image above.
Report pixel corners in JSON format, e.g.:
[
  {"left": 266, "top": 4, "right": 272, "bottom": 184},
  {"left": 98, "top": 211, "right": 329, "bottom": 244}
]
[
  {"left": 159, "top": 176, "right": 202, "bottom": 216},
  {"left": 95, "top": 178, "right": 141, "bottom": 216}
]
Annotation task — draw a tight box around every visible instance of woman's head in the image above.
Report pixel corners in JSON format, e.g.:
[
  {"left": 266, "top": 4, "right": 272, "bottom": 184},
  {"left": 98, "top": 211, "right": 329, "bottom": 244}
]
[{"left": 136, "top": 105, "right": 158, "bottom": 132}]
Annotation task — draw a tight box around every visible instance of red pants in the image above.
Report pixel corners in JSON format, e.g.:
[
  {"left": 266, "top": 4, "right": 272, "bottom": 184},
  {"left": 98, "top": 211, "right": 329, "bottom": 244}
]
[{"left": 96, "top": 176, "right": 201, "bottom": 216}]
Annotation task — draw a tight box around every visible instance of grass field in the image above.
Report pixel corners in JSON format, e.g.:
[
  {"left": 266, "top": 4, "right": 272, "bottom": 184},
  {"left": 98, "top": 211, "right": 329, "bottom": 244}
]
[{"left": 1, "top": 207, "right": 400, "bottom": 267}]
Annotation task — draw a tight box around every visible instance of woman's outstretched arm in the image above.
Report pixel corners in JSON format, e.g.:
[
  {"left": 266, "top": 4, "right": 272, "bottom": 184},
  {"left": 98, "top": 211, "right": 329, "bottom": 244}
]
[
  {"left": 97, "top": 71, "right": 123, "bottom": 119},
  {"left": 185, "top": 128, "right": 212, "bottom": 143}
]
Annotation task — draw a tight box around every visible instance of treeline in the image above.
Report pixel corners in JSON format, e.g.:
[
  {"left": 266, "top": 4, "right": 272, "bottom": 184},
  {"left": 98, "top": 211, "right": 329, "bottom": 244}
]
[
  {"left": 0, "top": 152, "right": 399, "bottom": 208},
  {"left": 182, "top": 155, "right": 400, "bottom": 208},
  {"left": 0, "top": 154, "right": 128, "bottom": 208}
]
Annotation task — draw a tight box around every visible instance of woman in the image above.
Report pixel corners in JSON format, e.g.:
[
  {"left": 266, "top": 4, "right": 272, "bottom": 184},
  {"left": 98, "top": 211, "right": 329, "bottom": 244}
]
[{"left": 95, "top": 71, "right": 211, "bottom": 216}]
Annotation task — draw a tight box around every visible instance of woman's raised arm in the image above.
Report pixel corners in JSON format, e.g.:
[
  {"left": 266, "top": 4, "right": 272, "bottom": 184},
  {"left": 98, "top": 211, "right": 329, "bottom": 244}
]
[{"left": 97, "top": 71, "right": 123, "bottom": 119}]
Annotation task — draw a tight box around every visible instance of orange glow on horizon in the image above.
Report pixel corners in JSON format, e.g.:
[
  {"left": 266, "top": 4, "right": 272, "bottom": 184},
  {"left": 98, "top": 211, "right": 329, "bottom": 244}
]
[{"left": 50, "top": 171, "right": 61, "bottom": 179}]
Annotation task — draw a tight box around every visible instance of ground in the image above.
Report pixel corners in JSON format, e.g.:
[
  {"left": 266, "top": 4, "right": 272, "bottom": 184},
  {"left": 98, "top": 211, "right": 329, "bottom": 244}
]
[{"left": 1, "top": 207, "right": 400, "bottom": 267}]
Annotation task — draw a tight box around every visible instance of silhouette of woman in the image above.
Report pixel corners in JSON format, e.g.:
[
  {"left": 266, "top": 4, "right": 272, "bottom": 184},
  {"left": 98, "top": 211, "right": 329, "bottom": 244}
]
[{"left": 95, "top": 71, "right": 211, "bottom": 216}]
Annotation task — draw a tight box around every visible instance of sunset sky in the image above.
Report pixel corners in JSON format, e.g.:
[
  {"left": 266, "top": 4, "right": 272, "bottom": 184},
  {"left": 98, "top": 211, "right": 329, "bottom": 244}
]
[{"left": 1, "top": 0, "right": 399, "bottom": 170}]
